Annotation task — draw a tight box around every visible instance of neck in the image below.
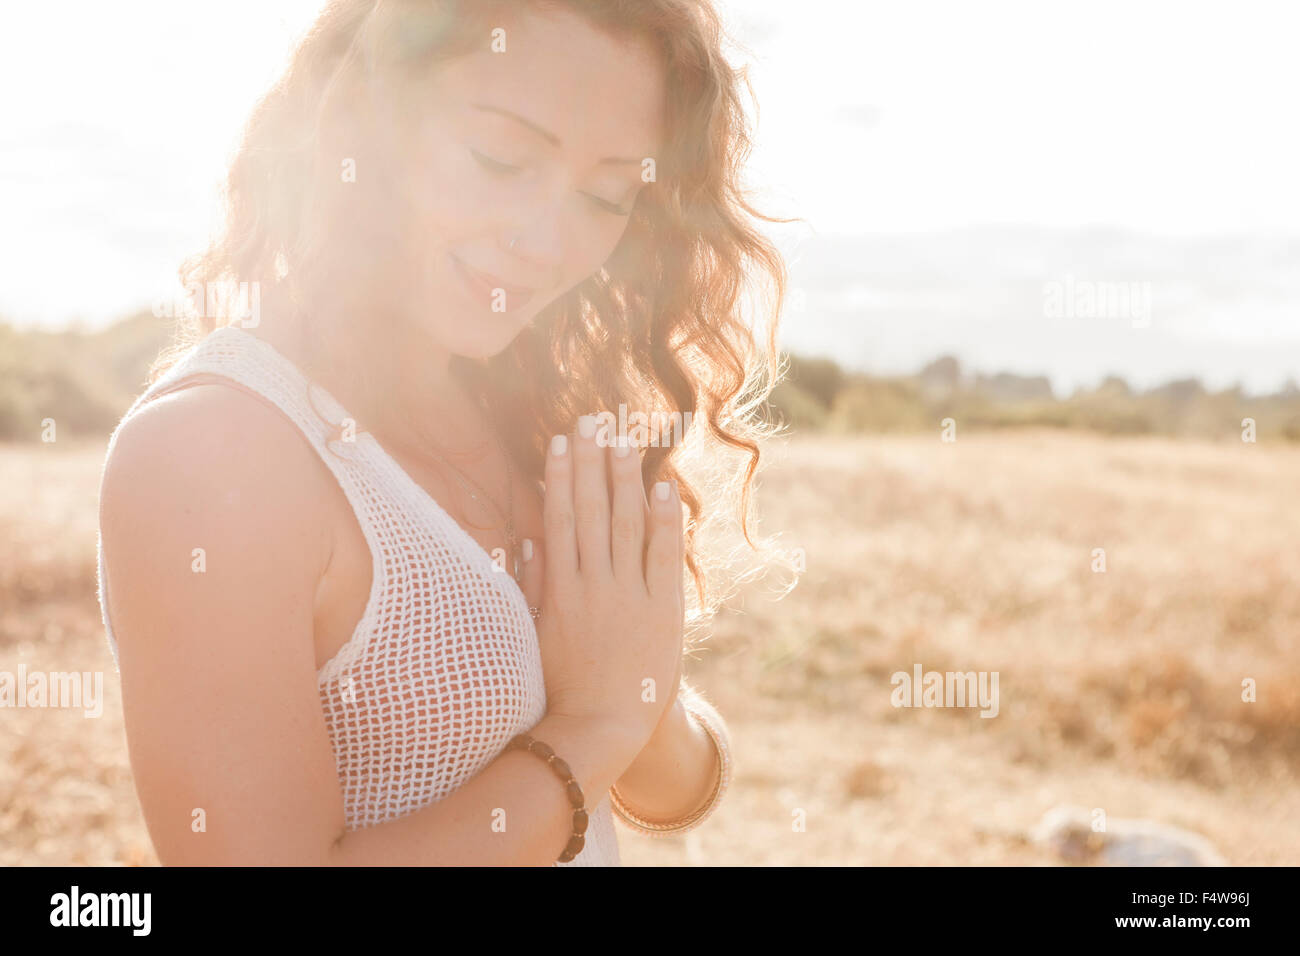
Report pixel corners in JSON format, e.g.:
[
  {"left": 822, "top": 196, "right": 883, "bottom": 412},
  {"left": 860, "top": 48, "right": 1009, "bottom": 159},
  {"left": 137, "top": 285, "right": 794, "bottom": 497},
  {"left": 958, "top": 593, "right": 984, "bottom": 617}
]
[{"left": 255, "top": 281, "right": 489, "bottom": 457}]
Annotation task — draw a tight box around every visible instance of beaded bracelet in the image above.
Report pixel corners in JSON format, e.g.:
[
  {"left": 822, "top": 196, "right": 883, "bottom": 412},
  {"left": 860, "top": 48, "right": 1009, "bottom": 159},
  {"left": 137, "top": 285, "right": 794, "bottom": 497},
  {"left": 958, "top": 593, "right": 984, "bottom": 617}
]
[
  {"left": 506, "top": 733, "right": 589, "bottom": 863},
  {"left": 608, "top": 693, "right": 733, "bottom": 836}
]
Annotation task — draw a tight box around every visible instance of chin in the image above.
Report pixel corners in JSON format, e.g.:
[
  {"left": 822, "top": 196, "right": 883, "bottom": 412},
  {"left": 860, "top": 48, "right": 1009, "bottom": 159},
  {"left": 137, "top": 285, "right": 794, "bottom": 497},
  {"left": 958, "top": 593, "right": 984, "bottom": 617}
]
[
  {"left": 437, "top": 318, "right": 533, "bottom": 361},
  {"left": 418, "top": 283, "right": 544, "bottom": 361}
]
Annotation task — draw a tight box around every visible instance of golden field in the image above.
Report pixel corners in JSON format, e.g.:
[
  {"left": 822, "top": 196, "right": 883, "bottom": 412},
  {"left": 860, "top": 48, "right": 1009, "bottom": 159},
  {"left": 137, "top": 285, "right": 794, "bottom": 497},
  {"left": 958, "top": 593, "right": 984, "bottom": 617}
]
[{"left": 1, "top": 430, "right": 1297, "bottom": 865}]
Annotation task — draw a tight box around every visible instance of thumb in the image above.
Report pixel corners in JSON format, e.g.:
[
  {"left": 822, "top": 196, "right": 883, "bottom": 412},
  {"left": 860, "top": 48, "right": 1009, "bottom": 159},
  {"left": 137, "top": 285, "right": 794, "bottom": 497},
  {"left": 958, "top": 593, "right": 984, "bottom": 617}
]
[{"left": 520, "top": 536, "right": 545, "bottom": 615}]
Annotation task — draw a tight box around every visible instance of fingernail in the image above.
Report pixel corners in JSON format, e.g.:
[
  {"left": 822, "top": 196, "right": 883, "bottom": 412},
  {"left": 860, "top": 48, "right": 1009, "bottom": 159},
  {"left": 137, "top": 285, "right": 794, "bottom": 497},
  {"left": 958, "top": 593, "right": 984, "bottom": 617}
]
[
  {"left": 522, "top": 538, "right": 534, "bottom": 561},
  {"left": 614, "top": 436, "right": 631, "bottom": 458},
  {"left": 551, "top": 434, "right": 567, "bottom": 457},
  {"left": 654, "top": 481, "right": 670, "bottom": 502},
  {"left": 578, "top": 414, "right": 596, "bottom": 439}
]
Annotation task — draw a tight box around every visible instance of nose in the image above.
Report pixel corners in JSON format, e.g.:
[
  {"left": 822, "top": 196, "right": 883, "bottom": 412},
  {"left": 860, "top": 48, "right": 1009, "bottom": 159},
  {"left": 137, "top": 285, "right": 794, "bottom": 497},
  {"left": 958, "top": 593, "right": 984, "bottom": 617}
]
[{"left": 499, "top": 197, "right": 568, "bottom": 284}]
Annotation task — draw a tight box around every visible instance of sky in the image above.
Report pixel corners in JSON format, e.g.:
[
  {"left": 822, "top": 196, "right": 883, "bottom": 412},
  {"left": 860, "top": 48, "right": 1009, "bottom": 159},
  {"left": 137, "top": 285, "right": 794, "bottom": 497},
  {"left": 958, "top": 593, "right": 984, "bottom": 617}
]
[
  {"left": 725, "top": 0, "right": 1300, "bottom": 237},
  {"left": 1, "top": 0, "right": 1297, "bottom": 386}
]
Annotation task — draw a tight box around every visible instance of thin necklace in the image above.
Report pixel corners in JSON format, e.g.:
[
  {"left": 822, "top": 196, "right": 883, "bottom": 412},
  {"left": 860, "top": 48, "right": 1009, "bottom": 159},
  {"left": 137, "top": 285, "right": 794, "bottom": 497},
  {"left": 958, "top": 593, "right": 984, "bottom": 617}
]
[{"left": 415, "top": 399, "right": 521, "bottom": 583}]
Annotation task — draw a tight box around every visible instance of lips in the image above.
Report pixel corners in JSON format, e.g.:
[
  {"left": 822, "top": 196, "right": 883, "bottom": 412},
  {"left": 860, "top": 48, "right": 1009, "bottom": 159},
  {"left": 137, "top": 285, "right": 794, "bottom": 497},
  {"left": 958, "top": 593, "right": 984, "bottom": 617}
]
[{"left": 448, "top": 253, "right": 535, "bottom": 310}]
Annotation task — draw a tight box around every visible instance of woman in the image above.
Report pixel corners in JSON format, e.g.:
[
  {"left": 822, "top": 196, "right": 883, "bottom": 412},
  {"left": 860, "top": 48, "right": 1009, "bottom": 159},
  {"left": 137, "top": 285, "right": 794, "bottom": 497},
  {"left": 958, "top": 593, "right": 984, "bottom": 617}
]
[{"left": 97, "top": 0, "right": 788, "bottom": 865}]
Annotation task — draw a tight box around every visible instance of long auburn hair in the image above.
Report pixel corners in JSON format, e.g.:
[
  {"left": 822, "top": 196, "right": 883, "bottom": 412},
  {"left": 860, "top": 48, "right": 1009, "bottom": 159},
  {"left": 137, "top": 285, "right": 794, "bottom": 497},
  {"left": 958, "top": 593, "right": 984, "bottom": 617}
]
[{"left": 154, "top": 0, "right": 796, "bottom": 635}]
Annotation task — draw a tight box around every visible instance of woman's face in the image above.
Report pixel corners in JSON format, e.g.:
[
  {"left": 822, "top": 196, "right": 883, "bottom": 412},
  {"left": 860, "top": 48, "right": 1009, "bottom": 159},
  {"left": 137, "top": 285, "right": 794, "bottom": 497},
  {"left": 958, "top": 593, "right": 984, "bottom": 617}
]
[{"left": 373, "top": 6, "right": 666, "bottom": 359}]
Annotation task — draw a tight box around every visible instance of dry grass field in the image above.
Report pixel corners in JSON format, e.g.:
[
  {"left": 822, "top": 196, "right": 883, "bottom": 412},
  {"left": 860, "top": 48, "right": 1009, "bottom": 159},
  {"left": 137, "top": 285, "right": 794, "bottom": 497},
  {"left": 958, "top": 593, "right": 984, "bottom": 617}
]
[{"left": 2, "top": 430, "right": 1297, "bottom": 865}]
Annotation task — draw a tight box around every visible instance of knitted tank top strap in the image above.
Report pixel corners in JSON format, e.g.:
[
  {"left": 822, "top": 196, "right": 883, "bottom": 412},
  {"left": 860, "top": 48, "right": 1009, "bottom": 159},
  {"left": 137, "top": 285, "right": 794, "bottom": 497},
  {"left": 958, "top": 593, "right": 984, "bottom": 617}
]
[
  {"left": 97, "top": 324, "right": 386, "bottom": 678},
  {"left": 143, "top": 325, "right": 351, "bottom": 450}
]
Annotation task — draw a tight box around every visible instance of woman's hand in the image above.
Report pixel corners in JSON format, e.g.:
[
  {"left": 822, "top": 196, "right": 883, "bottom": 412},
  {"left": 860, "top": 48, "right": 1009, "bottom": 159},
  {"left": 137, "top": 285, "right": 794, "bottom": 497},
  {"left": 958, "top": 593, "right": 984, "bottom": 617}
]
[{"left": 519, "top": 413, "right": 686, "bottom": 749}]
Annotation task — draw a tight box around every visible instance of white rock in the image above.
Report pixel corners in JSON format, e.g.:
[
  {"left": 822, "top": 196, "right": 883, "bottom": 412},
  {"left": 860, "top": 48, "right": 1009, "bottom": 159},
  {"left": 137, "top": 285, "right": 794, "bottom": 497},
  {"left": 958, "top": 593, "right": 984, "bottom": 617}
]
[{"left": 1031, "top": 804, "right": 1226, "bottom": 866}]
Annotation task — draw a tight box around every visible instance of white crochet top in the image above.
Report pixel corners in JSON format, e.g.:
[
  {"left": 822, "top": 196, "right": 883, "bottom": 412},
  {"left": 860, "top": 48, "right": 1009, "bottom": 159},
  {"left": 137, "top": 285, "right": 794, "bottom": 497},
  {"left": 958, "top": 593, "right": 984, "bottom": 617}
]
[{"left": 94, "top": 325, "right": 647, "bottom": 864}]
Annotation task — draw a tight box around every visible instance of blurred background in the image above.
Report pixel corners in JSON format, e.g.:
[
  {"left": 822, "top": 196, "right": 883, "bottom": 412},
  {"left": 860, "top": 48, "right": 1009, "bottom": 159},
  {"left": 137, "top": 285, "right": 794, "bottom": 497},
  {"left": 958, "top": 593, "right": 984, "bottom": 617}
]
[{"left": 1, "top": 0, "right": 1297, "bottom": 864}]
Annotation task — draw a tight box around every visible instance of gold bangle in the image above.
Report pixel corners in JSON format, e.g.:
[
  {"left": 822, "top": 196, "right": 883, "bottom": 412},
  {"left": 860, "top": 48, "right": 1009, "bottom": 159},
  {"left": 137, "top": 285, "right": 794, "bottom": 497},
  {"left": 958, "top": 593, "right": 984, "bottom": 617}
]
[{"left": 609, "top": 694, "right": 732, "bottom": 836}]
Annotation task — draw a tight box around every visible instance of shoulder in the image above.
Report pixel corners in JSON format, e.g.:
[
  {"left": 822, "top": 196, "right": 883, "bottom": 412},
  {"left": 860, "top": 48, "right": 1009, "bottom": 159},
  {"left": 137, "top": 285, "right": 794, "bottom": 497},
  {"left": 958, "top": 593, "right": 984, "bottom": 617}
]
[
  {"left": 99, "top": 381, "right": 334, "bottom": 586},
  {"left": 102, "top": 380, "right": 329, "bottom": 513},
  {"left": 98, "top": 381, "right": 351, "bottom": 863}
]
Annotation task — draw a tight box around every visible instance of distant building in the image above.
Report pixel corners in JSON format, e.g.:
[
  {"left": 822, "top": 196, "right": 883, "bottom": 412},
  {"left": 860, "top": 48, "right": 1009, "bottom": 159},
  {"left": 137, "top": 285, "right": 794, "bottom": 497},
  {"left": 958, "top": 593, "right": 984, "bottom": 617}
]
[
  {"left": 917, "top": 356, "right": 963, "bottom": 401},
  {"left": 972, "top": 372, "right": 1055, "bottom": 403}
]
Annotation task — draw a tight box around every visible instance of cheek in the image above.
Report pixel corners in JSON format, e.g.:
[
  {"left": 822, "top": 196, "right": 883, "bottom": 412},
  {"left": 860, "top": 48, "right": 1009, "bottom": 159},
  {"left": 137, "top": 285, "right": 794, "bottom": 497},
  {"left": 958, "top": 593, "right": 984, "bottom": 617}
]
[
  {"left": 541, "top": 227, "right": 616, "bottom": 302},
  {"left": 392, "top": 144, "right": 634, "bottom": 288},
  {"left": 401, "top": 146, "right": 509, "bottom": 240},
  {"left": 567, "top": 209, "right": 632, "bottom": 269}
]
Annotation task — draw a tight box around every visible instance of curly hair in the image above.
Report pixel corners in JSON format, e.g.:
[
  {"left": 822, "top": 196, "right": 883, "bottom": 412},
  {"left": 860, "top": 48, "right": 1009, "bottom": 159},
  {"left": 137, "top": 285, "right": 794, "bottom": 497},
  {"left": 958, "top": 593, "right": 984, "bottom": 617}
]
[{"left": 155, "top": 0, "right": 797, "bottom": 636}]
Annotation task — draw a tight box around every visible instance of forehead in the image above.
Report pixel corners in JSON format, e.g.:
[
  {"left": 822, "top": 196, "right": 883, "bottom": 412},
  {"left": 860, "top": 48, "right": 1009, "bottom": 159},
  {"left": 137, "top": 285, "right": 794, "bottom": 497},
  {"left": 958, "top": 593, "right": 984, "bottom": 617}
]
[{"left": 431, "top": 7, "right": 666, "bottom": 159}]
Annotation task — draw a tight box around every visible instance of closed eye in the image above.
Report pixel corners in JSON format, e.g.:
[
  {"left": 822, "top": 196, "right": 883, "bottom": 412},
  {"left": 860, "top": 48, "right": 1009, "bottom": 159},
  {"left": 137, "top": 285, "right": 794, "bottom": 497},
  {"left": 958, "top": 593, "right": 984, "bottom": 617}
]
[
  {"left": 469, "top": 148, "right": 523, "bottom": 175},
  {"left": 472, "top": 146, "right": 631, "bottom": 215},
  {"left": 583, "top": 192, "right": 632, "bottom": 217}
]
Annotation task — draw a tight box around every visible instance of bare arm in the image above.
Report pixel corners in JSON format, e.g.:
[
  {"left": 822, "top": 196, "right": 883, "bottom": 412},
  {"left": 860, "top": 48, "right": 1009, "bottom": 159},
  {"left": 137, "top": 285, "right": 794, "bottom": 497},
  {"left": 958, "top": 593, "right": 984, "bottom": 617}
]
[
  {"left": 100, "top": 385, "right": 637, "bottom": 866},
  {"left": 612, "top": 694, "right": 721, "bottom": 822}
]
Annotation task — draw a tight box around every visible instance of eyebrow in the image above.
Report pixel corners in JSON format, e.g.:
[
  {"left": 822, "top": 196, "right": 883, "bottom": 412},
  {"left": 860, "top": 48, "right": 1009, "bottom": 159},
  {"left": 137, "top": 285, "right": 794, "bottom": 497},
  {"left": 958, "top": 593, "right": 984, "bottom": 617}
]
[{"left": 471, "top": 102, "right": 646, "bottom": 166}]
